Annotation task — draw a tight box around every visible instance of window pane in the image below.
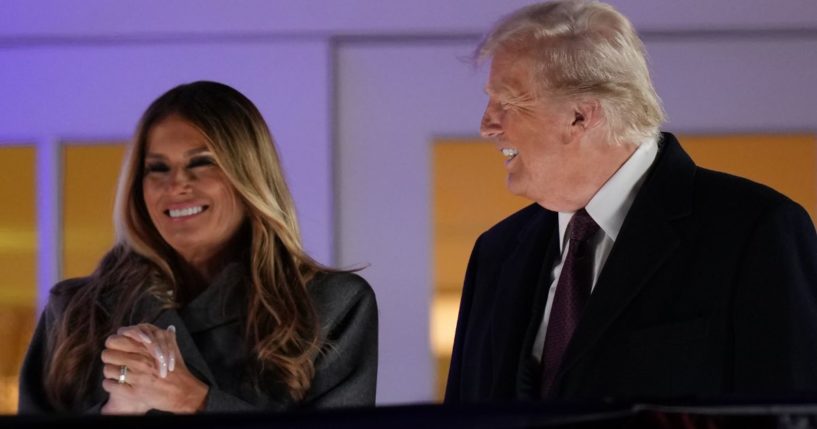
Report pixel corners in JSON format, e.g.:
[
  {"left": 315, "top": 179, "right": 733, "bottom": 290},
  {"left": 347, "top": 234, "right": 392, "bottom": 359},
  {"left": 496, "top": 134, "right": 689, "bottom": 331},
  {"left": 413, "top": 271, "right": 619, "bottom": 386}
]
[
  {"left": 62, "top": 143, "right": 126, "bottom": 280},
  {"left": 432, "top": 139, "right": 528, "bottom": 401},
  {"left": 0, "top": 146, "right": 36, "bottom": 414}
]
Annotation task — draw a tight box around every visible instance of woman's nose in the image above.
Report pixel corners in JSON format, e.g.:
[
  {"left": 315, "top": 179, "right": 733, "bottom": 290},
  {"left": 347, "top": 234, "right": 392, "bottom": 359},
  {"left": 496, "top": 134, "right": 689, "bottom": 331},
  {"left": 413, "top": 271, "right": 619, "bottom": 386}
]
[{"left": 167, "top": 167, "right": 193, "bottom": 193}]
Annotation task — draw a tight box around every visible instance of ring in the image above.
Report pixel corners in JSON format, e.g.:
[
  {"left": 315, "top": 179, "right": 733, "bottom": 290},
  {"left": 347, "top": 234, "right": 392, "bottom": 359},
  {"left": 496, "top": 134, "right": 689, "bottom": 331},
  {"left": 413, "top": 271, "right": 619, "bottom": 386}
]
[{"left": 118, "top": 365, "right": 128, "bottom": 384}]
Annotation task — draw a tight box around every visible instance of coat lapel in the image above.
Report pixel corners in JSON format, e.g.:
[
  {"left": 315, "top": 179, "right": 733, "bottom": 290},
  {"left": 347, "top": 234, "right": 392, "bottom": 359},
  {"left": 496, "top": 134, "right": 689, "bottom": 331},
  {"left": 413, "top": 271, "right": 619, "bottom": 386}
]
[
  {"left": 515, "top": 221, "right": 561, "bottom": 399},
  {"left": 143, "top": 262, "right": 248, "bottom": 388},
  {"left": 489, "top": 206, "right": 557, "bottom": 393},
  {"left": 555, "top": 133, "right": 696, "bottom": 387}
]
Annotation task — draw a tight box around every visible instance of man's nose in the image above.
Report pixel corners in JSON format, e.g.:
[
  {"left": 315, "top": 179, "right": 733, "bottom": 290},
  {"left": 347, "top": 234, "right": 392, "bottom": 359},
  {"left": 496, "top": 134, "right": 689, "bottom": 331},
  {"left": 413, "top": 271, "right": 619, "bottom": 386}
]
[{"left": 480, "top": 104, "right": 502, "bottom": 139}]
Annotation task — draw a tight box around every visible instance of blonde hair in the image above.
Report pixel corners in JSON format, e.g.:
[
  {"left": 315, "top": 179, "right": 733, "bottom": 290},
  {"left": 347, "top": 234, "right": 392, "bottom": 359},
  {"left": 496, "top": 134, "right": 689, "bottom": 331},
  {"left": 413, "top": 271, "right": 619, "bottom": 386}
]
[
  {"left": 47, "top": 81, "right": 324, "bottom": 408},
  {"left": 477, "top": 0, "right": 666, "bottom": 144}
]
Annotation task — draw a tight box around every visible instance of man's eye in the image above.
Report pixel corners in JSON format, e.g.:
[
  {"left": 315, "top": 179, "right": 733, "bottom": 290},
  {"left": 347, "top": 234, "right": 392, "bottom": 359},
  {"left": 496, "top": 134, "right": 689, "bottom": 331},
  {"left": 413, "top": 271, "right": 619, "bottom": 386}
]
[
  {"left": 188, "top": 157, "right": 215, "bottom": 168},
  {"left": 145, "top": 163, "right": 169, "bottom": 174}
]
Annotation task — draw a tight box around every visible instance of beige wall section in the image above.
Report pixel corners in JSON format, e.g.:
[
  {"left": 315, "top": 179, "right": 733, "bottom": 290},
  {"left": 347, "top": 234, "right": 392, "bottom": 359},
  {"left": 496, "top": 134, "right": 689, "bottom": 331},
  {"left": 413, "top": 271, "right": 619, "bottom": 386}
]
[
  {"left": 62, "top": 143, "right": 126, "bottom": 280},
  {"left": 433, "top": 140, "right": 530, "bottom": 292},
  {"left": 0, "top": 146, "right": 36, "bottom": 413},
  {"left": 680, "top": 134, "right": 817, "bottom": 223},
  {"left": 432, "top": 139, "right": 528, "bottom": 400}
]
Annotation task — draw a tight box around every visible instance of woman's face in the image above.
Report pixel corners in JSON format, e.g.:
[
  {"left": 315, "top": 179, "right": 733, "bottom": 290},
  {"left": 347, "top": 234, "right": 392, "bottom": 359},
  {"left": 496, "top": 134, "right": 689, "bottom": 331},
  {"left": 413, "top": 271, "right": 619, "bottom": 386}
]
[{"left": 142, "top": 115, "right": 246, "bottom": 266}]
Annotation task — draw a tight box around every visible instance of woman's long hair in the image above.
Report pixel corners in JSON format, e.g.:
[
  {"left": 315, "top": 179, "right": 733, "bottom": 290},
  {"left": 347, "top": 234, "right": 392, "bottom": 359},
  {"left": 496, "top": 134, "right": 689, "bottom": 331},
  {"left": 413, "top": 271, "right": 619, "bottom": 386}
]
[{"left": 46, "top": 81, "right": 324, "bottom": 408}]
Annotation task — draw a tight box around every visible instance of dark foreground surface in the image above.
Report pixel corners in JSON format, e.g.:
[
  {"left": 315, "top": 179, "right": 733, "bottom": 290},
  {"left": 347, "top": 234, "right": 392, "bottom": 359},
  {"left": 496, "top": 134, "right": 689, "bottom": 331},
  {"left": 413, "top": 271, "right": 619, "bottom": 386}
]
[{"left": 7, "top": 399, "right": 817, "bottom": 428}]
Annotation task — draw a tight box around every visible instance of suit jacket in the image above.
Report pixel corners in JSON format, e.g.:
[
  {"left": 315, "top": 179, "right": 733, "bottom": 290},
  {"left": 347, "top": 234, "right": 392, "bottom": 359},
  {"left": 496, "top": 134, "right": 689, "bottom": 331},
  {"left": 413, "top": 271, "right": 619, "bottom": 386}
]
[
  {"left": 445, "top": 132, "right": 817, "bottom": 402},
  {"left": 18, "top": 264, "right": 378, "bottom": 413}
]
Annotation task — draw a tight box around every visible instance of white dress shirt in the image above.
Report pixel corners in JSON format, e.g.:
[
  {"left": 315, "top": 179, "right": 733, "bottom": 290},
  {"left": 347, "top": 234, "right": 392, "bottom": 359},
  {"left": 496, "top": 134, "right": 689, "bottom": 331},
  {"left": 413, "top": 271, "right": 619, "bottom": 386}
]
[{"left": 532, "top": 137, "right": 659, "bottom": 361}]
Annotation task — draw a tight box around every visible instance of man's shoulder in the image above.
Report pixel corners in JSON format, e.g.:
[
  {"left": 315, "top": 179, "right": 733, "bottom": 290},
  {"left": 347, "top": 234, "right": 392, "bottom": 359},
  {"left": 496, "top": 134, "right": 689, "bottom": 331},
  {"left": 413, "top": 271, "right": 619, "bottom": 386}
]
[
  {"left": 695, "top": 167, "right": 801, "bottom": 213},
  {"left": 478, "top": 203, "right": 551, "bottom": 245}
]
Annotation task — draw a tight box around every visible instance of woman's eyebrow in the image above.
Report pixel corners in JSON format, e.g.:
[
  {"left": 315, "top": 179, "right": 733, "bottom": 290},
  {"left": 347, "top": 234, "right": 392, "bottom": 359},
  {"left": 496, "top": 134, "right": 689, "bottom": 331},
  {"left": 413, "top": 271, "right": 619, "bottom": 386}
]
[{"left": 144, "top": 146, "right": 211, "bottom": 160}]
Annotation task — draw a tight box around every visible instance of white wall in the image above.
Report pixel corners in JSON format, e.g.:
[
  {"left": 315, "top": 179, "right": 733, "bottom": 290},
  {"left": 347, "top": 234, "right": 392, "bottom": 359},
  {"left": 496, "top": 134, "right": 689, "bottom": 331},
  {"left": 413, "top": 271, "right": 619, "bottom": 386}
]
[
  {"left": 337, "top": 42, "right": 489, "bottom": 403},
  {"left": 1, "top": 0, "right": 816, "bottom": 406}
]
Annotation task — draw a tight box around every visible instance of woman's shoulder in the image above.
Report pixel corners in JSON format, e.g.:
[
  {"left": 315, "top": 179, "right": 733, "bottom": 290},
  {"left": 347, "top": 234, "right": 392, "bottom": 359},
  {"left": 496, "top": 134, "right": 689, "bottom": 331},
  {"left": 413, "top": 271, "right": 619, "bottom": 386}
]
[
  {"left": 308, "top": 271, "right": 374, "bottom": 300},
  {"left": 45, "top": 276, "right": 94, "bottom": 315},
  {"left": 307, "top": 271, "right": 376, "bottom": 316},
  {"left": 51, "top": 276, "right": 92, "bottom": 294}
]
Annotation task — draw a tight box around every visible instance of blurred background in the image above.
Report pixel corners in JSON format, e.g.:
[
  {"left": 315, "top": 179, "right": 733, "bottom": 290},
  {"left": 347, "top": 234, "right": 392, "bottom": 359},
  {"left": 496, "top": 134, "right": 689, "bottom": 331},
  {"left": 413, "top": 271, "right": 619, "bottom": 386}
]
[{"left": 1, "top": 0, "right": 816, "bottom": 414}]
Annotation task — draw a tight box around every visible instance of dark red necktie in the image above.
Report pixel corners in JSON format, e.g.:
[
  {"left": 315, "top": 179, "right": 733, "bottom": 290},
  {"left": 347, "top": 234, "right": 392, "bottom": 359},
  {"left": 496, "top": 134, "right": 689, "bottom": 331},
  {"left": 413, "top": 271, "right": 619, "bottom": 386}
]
[{"left": 540, "top": 208, "right": 599, "bottom": 397}]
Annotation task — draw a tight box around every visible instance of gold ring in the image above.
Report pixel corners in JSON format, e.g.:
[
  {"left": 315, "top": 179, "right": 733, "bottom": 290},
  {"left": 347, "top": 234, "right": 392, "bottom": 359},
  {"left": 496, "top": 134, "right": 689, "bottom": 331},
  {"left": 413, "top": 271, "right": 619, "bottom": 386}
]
[{"left": 118, "top": 365, "right": 128, "bottom": 384}]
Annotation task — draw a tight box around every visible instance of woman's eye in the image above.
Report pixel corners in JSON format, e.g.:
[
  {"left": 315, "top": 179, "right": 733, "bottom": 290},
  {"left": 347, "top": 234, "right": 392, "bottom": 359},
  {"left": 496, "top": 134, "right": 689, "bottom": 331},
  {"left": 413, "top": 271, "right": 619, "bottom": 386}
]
[
  {"left": 188, "top": 157, "right": 215, "bottom": 169},
  {"left": 144, "top": 162, "right": 169, "bottom": 174}
]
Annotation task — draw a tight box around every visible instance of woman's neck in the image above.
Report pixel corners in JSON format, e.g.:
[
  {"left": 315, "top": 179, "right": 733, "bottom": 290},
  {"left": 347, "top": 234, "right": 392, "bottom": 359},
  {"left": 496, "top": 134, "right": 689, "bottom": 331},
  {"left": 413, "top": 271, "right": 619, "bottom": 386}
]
[{"left": 173, "top": 225, "right": 248, "bottom": 302}]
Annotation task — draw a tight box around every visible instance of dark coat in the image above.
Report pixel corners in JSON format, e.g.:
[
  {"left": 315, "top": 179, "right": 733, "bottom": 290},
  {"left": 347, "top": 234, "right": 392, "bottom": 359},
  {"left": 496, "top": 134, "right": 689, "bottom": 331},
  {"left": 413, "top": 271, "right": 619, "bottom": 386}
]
[
  {"left": 18, "top": 264, "right": 378, "bottom": 413},
  {"left": 446, "top": 133, "right": 817, "bottom": 402}
]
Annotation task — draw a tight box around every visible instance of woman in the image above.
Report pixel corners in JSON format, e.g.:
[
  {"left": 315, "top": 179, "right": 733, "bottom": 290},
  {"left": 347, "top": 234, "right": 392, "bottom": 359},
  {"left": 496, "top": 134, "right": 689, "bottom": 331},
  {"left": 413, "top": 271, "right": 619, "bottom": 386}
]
[{"left": 18, "top": 81, "right": 378, "bottom": 413}]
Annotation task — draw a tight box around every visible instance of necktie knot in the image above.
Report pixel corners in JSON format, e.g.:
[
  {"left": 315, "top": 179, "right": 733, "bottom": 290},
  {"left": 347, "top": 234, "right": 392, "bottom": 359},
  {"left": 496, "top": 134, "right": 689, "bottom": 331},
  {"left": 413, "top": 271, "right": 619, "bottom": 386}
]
[{"left": 569, "top": 209, "right": 599, "bottom": 242}]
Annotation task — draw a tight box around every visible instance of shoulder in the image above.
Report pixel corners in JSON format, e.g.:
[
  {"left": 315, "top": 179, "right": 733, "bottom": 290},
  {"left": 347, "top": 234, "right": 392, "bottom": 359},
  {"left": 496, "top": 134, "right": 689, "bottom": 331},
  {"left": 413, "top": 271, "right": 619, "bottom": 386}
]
[
  {"left": 45, "top": 276, "right": 93, "bottom": 317},
  {"left": 697, "top": 168, "right": 791, "bottom": 205},
  {"left": 694, "top": 168, "right": 806, "bottom": 220},
  {"left": 476, "top": 202, "right": 550, "bottom": 252},
  {"left": 307, "top": 272, "right": 376, "bottom": 321},
  {"left": 485, "top": 202, "right": 546, "bottom": 235},
  {"left": 678, "top": 167, "right": 817, "bottom": 250}
]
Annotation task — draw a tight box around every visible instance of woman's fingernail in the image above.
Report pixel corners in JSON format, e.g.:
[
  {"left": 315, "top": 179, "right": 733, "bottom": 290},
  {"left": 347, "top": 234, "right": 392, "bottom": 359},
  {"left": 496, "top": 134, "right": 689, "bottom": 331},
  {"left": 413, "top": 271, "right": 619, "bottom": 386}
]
[
  {"left": 139, "top": 333, "right": 152, "bottom": 344},
  {"left": 160, "top": 363, "right": 168, "bottom": 378},
  {"left": 169, "top": 355, "right": 176, "bottom": 372},
  {"left": 167, "top": 325, "right": 176, "bottom": 334}
]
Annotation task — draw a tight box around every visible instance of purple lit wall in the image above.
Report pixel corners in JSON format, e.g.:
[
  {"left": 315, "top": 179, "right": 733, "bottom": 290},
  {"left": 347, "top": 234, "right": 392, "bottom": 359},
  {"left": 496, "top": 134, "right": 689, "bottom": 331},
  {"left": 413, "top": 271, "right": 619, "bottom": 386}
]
[
  {"left": 1, "top": 0, "right": 816, "bottom": 405},
  {"left": 0, "top": 41, "right": 333, "bottom": 312}
]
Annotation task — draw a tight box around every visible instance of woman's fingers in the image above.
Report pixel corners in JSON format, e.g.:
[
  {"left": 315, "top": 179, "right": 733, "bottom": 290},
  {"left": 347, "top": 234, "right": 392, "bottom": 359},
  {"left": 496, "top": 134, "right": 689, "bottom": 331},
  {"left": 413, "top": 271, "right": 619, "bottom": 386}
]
[
  {"left": 115, "top": 323, "right": 179, "bottom": 378},
  {"left": 117, "top": 325, "right": 153, "bottom": 345},
  {"left": 166, "top": 325, "right": 177, "bottom": 372},
  {"left": 102, "top": 363, "right": 140, "bottom": 386},
  {"left": 104, "top": 334, "right": 145, "bottom": 354},
  {"left": 100, "top": 348, "right": 155, "bottom": 375},
  {"left": 145, "top": 328, "right": 171, "bottom": 378}
]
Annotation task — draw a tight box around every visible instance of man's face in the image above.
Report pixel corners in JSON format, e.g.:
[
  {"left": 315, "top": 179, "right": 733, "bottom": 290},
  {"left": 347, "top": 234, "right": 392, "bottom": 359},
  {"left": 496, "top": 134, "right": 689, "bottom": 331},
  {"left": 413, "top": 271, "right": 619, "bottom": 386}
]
[{"left": 480, "top": 48, "right": 584, "bottom": 211}]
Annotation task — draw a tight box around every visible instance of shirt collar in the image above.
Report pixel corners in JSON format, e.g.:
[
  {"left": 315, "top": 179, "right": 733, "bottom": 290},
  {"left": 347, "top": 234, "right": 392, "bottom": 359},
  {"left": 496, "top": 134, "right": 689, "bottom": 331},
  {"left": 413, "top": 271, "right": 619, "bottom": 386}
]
[{"left": 557, "top": 136, "right": 658, "bottom": 250}]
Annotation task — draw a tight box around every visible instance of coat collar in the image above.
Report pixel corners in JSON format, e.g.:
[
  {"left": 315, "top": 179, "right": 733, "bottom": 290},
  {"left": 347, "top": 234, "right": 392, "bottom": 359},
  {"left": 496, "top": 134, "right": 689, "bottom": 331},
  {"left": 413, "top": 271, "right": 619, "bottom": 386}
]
[{"left": 176, "top": 261, "right": 247, "bottom": 333}]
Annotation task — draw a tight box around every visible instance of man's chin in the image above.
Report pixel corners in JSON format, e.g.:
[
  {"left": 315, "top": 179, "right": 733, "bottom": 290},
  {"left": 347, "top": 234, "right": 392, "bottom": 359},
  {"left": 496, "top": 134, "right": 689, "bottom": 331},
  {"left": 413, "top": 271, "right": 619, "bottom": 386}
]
[{"left": 506, "top": 179, "right": 533, "bottom": 201}]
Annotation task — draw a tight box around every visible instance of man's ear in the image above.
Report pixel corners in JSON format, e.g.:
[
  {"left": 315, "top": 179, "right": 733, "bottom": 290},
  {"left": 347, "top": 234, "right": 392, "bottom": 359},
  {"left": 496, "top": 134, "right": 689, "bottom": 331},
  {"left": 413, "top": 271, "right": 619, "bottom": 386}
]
[{"left": 570, "top": 99, "right": 603, "bottom": 131}]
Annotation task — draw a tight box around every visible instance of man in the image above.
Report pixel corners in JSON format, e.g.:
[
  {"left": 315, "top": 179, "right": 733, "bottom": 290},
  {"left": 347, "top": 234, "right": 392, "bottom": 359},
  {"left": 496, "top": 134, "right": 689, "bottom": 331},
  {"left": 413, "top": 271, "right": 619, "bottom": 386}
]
[{"left": 446, "top": 0, "right": 817, "bottom": 402}]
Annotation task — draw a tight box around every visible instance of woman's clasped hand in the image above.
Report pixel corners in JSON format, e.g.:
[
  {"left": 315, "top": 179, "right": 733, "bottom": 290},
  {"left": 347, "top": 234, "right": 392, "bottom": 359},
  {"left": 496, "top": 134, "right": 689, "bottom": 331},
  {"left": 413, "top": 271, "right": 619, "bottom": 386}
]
[{"left": 100, "top": 324, "right": 208, "bottom": 414}]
